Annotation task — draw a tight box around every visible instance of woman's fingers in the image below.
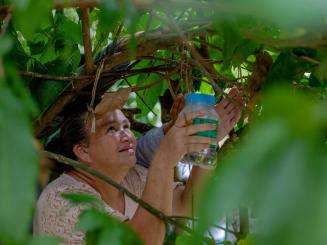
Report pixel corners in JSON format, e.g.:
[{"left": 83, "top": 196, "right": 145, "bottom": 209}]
[
  {"left": 185, "top": 123, "right": 217, "bottom": 136},
  {"left": 186, "top": 135, "right": 217, "bottom": 144},
  {"left": 220, "top": 99, "right": 230, "bottom": 109},
  {"left": 225, "top": 102, "right": 236, "bottom": 115},
  {"left": 174, "top": 110, "right": 206, "bottom": 127},
  {"left": 185, "top": 143, "right": 213, "bottom": 154}
]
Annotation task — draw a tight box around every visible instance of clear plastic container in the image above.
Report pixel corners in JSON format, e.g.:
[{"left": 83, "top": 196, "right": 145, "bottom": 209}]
[{"left": 179, "top": 93, "right": 219, "bottom": 169}]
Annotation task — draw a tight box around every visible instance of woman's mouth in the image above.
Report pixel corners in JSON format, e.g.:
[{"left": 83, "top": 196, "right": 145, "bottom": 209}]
[{"left": 118, "top": 145, "right": 135, "bottom": 154}]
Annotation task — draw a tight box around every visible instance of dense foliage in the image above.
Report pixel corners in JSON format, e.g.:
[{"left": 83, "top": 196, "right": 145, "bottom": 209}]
[{"left": 0, "top": 0, "right": 326, "bottom": 244}]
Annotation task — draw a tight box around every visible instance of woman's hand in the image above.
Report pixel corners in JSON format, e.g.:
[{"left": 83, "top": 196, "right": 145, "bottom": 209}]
[
  {"left": 159, "top": 110, "right": 217, "bottom": 167},
  {"left": 163, "top": 88, "right": 244, "bottom": 142},
  {"left": 216, "top": 87, "right": 243, "bottom": 142}
]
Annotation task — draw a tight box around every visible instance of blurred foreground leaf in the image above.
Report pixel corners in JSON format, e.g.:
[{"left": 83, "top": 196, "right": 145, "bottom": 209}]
[
  {"left": 76, "top": 209, "right": 142, "bottom": 245},
  {"left": 0, "top": 83, "right": 38, "bottom": 242},
  {"left": 197, "top": 86, "right": 327, "bottom": 244}
]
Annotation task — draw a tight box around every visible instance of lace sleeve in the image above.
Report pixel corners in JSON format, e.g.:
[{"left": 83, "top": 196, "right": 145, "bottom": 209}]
[{"left": 34, "top": 188, "right": 88, "bottom": 244}]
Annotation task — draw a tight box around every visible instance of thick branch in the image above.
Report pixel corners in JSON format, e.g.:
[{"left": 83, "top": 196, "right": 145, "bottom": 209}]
[
  {"left": 34, "top": 27, "right": 205, "bottom": 137},
  {"left": 81, "top": 8, "right": 94, "bottom": 74},
  {"left": 20, "top": 65, "right": 175, "bottom": 82},
  {"left": 0, "top": 1, "right": 99, "bottom": 21},
  {"left": 244, "top": 32, "right": 327, "bottom": 49},
  {"left": 44, "top": 151, "right": 195, "bottom": 234},
  {"left": 54, "top": 0, "right": 99, "bottom": 9}
]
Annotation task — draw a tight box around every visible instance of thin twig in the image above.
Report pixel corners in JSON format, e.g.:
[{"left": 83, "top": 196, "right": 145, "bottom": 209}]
[
  {"left": 112, "top": 22, "right": 124, "bottom": 51},
  {"left": 193, "top": 38, "right": 223, "bottom": 52},
  {"left": 153, "top": 11, "right": 224, "bottom": 96},
  {"left": 19, "top": 71, "right": 92, "bottom": 81},
  {"left": 123, "top": 78, "right": 158, "bottom": 116},
  {"left": 138, "top": 55, "right": 178, "bottom": 64},
  {"left": 90, "top": 60, "right": 105, "bottom": 109},
  {"left": 81, "top": 8, "right": 94, "bottom": 74},
  {"left": 299, "top": 56, "right": 320, "bottom": 65},
  {"left": 243, "top": 32, "right": 327, "bottom": 48},
  {"left": 131, "top": 79, "right": 162, "bottom": 92}
]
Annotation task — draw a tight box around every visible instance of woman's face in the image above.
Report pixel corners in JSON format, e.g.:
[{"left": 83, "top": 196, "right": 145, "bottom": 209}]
[{"left": 84, "top": 109, "right": 137, "bottom": 173}]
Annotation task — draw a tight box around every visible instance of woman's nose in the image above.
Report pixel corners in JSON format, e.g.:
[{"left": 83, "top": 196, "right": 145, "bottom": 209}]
[{"left": 119, "top": 129, "right": 130, "bottom": 142}]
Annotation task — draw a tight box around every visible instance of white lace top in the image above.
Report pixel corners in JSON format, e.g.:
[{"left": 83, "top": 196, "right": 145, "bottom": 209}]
[{"left": 33, "top": 165, "right": 148, "bottom": 244}]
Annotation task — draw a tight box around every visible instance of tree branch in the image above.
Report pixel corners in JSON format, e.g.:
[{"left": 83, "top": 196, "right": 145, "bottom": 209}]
[
  {"left": 43, "top": 151, "right": 197, "bottom": 235},
  {"left": 81, "top": 8, "right": 94, "bottom": 74},
  {"left": 54, "top": 0, "right": 99, "bottom": 9},
  {"left": 20, "top": 65, "right": 176, "bottom": 82},
  {"left": 153, "top": 10, "right": 224, "bottom": 95},
  {"left": 19, "top": 71, "right": 92, "bottom": 81},
  {"left": 34, "top": 27, "right": 205, "bottom": 137}
]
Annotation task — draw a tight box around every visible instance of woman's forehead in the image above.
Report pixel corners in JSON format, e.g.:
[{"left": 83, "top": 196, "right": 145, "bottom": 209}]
[{"left": 95, "top": 110, "right": 128, "bottom": 127}]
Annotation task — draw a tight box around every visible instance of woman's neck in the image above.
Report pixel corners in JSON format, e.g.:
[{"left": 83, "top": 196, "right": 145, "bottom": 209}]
[{"left": 67, "top": 164, "right": 131, "bottom": 213}]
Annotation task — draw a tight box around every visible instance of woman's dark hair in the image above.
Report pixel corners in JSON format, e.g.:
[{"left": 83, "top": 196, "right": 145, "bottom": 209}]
[
  {"left": 45, "top": 105, "right": 91, "bottom": 178},
  {"left": 60, "top": 111, "right": 90, "bottom": 160}
]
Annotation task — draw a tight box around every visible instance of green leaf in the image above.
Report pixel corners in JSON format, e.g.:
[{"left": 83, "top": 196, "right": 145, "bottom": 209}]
[
  {"left": 28, "top": 236, "right": 61, "bottom": 245},
  {"left": 13, "top": 0, "right": 52, "bottom": 39},
  {"left": 315, "top": 49, "right": 327, "bottom": 83},
  {"left": 35, "top": 80, "right": 67, "bottom": 113},
  {"left": 57, "top": 13, "right": 83, "bottom": 45},
  {"left": 4, "top": 61, "right": 39, "bottom": 117},
  {"left": 215, "top": 20, "right": 242, "bottom": 69},
  {"left": 264, "top": 51, "right": 312, "bottom": 86},
  {"left": 175, "top": 233, "right": 196, "bottom": 245},
  {"left": 0, "top": 36, "right": 13, "bottom": 56},
  {"left": 196, "top": 86, "right": 327, "bottom": 245},
  {"left": 76, "top": 209, "right": 142, "bottom": 245},
  {"left": 0, "top": 83, "right": 38, "bottom": 241},
  {"left": 135, "top": 73, "right": 167, "bottom": 119},
  {"left": 27, "top": 33, "right": 48, "bottom": 56},
  {"left": 232, "top": 39, "right": 261, "bottom": 66},
  {"left": 61, "top": 193, "right": 101, "bottom": 205}
]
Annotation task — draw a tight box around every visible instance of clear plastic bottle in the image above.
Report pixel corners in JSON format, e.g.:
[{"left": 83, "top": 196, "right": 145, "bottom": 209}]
[{"left": 179, "top": 93, "right": 219, "bottom": 169}]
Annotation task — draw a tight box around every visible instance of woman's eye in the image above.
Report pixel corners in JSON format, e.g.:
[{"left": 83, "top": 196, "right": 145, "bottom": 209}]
[
  {"left": 123, "top": 124, "right": 130, "bottom": 129},
  {"left": 107, "top": 126, "right": 116, "bottom": 133}
]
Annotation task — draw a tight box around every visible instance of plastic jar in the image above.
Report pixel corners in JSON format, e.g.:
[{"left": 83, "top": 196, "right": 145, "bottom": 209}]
[{"left": 179, "top": 93, "right": 219, "bottom": 169}]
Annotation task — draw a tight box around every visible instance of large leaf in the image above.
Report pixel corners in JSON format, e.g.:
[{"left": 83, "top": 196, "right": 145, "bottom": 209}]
[
  {"left": 264, "top": 51, "right": 312, "bottom": 86},
  {"left": 135, "top": 73, "right": 167, "bottom": 121},
  {"left": 13, "top": 0, "right": 53, "bottom": 39},
  {"left": 196, "top": 86, "right": 327, "bottom": 244},
  {"left": 76, "top": 209, "right": 142, "bottom": 245},
  {"left": 0, "top": 83, "right": 38, "bottom": 242},
  {"left": 55, "top": 11, "right": 83, "bottom": 45}
]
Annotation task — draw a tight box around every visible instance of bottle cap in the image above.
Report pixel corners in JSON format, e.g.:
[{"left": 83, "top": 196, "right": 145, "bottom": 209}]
[{"left": 185, "top": 93, "right": 216, "bottom": 106}]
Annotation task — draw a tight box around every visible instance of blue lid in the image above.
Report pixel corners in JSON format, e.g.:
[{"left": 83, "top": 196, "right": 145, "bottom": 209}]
[{"left": 185, "top": 93, "right": 216, "bottom": 105}]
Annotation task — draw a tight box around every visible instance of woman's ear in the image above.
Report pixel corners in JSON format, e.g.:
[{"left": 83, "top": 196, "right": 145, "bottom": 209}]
[{"left": 73, "top": 144, "right": 91, "bottom": 163}]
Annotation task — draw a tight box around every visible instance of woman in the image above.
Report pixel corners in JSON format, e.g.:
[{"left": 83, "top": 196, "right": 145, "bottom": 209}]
[{"left": 34, "top": 91, "right": 242, "bottom": 244}]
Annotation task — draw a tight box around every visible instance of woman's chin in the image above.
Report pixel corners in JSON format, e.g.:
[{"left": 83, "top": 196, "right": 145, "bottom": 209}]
[{"left": 118, "top": 152, "right": 136, "bottom": 167}]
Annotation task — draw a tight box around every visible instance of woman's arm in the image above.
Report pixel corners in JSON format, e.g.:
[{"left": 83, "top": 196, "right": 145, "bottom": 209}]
[
  {"left": 128, "top": 111, "right": 216, "bottom": 245},
  {"left": 173, "top": 89, "right": 243, "bottom": 216}
]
